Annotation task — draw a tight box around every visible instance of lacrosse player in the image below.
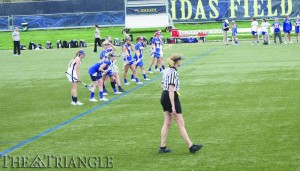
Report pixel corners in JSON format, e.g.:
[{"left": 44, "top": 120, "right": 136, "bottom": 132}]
[
  {"left": 66, "top": 50, "right": 86, "bottom": 106},
  {"left": 101, "top": 52, "right": 123, "bottom": 95},
  {"left": 122, "top": 36, "right": 142, "bottom": 85},
  {"left": 131, "top": 36, "right": 150, "bottom": 81},
  {"left": 100, "top": 40, "right": 117, "bottom": 94},
  {"left": 148, "top": 31, "right": 163, "bottom": 73},
  {"left": 88, "top": 59, "right": 115, "bottom": 102}
]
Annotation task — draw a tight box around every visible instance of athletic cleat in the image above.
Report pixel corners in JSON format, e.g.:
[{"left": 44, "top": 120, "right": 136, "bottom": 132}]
[
  {"left": 103, "top": 92, "right": 108, "bottom": 96},
  {"left": 100, "top": 97, "right": 109, "bottom": 101},
  {"left": 148, "top": 71, "right": 153, "bottom": 74},
  {"left": 251, "top": 43, "right": 254, "bottom": 45},
  {"left": 114, "top": 91, "right": 122, "bottom": 95},
  {"left": 158, "top": 147, "right": 172, "bottom": 154},
  {"left": 131, "top": 79, "right": 135, "bottom": 81},
  {"left": 136, "top": 82, "right": 143, "bottom": 85},
  {"left": 289, "top": 41, "right": 293, "bottom": 44},
  {"left": 284, "top": 42, "right": 287, "bottom": 44},
  {"left": 118, "top": 88, "right": 125, "bottom": 92},
  {"left": 71, "top": 101, "right": 84, "bottom": 106},
  {"left": 76, "top": 101, "right": 84, "bottom": 105},
  {"left": 144, "top": 78, "right": 150, "bottom": 81},
  {"left": 189, "top": 144, "right": 203, "bottom": 153},
  {"left": 89, "top": 98, "right": 98, "bottom": 102},
  {"left": 124, "top": 82, "right": 130, "bottom": 85}
]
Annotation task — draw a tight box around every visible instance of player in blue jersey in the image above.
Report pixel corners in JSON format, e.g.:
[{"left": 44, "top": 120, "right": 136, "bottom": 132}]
[
  {"left": 99, "top": 40, "right": 116, "bottom": 61},
  {"left": 131, "top": 36, "right": 150, "bottom": 81},
  {"left": 100, "top": 40, "right": 121, "bottom": 94},
  {"left": 294, "top": 15, "right": 300, "bottom": 43},
  {"left": 101, "top": 52, "right": 123, "bottom": 95},
  {"left": 148, "top": 31, "right": 163, "bottom": 73},
  {"left": 283, "top": 15, "right": 293, "bottom": 44},
  {"left": 122, "top": 36, "right": 142, "bottom": 85},
  {"left": 152, "top": 30, "right": 165, "bottom": 72},
  {"left": 272, "top": 18, "right": 283, "bottom": 44},
  {"left": 88, "top": 56, "right": 116, "bottom": 102},
  {"left": 158, "top": 31, "right": 166, "bottom": 72},
  {"left": 66, "top": 50, "right": 86, "bottom": 106},
  {"left": 231, "top": 20, "right": 238, "bottom": 45}
]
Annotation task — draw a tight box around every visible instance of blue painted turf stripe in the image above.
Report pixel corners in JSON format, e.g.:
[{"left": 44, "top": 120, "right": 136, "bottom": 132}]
[{"left": 0, "top": 47, "right": 219, "bottom": 157}]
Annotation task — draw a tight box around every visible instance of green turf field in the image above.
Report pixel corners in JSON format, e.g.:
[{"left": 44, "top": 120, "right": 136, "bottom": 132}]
[{"left": 0, "top": 41, "right": 299, "bottom": 170}]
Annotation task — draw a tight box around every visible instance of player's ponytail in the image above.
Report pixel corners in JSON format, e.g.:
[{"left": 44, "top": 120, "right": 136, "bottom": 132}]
[
  {"left": 168, "top": 58, "right": 175, "bottom": 67},
  {"left": 73, "top": 52, "right": 79, "bottom": 59}
]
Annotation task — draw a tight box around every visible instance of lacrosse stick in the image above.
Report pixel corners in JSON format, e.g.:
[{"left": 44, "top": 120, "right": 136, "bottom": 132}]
[{"left": 65, "top": 72, "right": 93, "bottom": 92}]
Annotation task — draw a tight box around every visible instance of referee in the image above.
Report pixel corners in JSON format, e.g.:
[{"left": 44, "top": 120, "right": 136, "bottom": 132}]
[{"left": 159, "top": 54, "right": 203, "bottom": 154}]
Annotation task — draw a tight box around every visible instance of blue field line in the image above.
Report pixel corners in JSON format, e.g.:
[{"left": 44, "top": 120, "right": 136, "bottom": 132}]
[{"left": 0, "top": 47, "right": 219, "bottom": 157}]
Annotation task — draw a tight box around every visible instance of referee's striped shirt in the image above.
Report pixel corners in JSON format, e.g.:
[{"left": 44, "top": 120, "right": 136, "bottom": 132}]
[{"left": 162, "top": 67, "right": 180, "bottom": 91}]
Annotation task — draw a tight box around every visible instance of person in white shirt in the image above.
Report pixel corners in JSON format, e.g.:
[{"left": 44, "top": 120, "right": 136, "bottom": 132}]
[
  {"left": 12, "top": 27, "right": 21, "bottom": 56},
  {"left": 94, "top": 25, "right": 102, "bottom": 52},
  {"left": 261, "top": 18, "right": 270, "bottom": 45},
  {"left": 251, "top": 18, "right": 259, "bottom": 45}
]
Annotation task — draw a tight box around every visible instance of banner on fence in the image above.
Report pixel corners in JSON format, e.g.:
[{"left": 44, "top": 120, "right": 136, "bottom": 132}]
[
  {"left": 13, "top": 12, "right": 124, "bottom": 29},
  {"left": 170, "top": 0, "right": 299, "bottom": 22},
  {"left": 126, "top": 6, "right": 167, "bottom": 15}
]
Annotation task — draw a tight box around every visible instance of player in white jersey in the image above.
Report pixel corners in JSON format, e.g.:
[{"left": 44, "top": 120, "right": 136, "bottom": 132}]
[
  {"left": 261, "top": 18, "right": 270, "bottom": 45},
  {"left": 66, "top": 50, "right": 86, "bottom": 106},
  {"left": 251, "top": 18, "right": 259, "bottom": 45}
]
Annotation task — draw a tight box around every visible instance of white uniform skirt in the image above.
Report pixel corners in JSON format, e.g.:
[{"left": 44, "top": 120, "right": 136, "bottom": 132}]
[{"left": 66, "top": 68, "right": 78, "bottom": 83}]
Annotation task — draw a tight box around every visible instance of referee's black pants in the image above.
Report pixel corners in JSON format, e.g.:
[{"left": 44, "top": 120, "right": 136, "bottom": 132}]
[
  {"left": 13, "top": 41, "right": 20, "bottom": 55},
  {"left": 94, "top": 38, "right": 102, "bottom": 52}
]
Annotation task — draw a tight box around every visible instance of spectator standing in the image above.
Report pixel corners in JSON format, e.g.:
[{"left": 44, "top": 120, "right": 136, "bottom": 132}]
[
  {"left": 12, "top": 27, "right": 21, "bottom": 56},
  {"left": 283, "top": 16, "right": 293, "bottom": 44},
  {"left": 94, "top": 25, "right": 102, "bottom": 52},
  {"left": 222, "top": 19, "right": 230, "bottom": 45},
  {"left": 295, "top": 15, "right": 300, "bottom": 43},
  {"left": 272, "top": 18, "right": 283, "bottom": 44},
  {"left": 231, "top": 21, "right": 238, "bottom": 45},
  {"left": 251, "top": 18, "right": 259, "bottom": 45},
  {"left": 261, "top": 18, "right": 270, "bottom": 45}
]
